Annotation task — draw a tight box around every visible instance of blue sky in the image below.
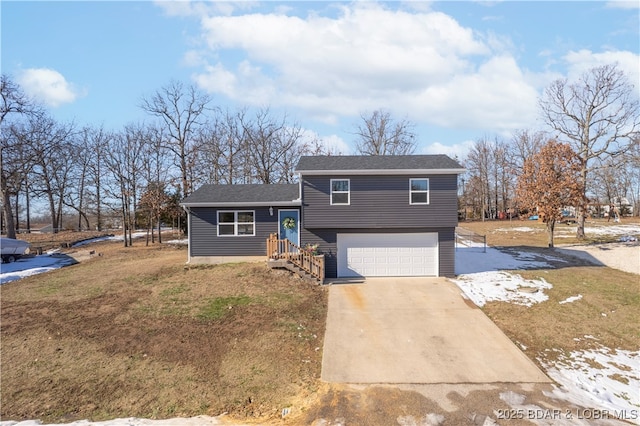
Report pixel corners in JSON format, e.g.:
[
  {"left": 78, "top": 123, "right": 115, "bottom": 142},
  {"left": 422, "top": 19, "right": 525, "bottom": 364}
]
[{"left": 2, "top": 1, "right": 639, "bottom": 157}]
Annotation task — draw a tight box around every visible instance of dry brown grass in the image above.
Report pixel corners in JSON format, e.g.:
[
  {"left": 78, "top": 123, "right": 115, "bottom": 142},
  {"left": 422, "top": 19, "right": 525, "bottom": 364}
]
[
  {"left": 1, "top": 240, "right": 327, "bottom": 424},
  {"left": 458, "top": 218, "right": 640, "bottom": 369},
  {"left": 2, "top": 224, "right": 639, "bottom": 424},
  {"left": 459, "top": 217, "right": 640, "bottom": 247}
]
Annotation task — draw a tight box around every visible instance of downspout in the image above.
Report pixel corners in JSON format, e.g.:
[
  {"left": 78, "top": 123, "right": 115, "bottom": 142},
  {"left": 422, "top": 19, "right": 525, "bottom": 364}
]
[{"left": 182, "top": 205, "right": 192, "bottom": 264}]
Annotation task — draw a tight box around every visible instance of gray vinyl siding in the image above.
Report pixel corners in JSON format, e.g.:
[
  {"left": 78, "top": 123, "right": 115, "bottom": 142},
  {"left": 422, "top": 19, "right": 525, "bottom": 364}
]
[
  {"left": 189, "top": 207, "right": 296, "bottom": 257},
  {"left": 438, "top": 228, "right": 455, "bottom": 277},
  {"left": 301, "top": 227, "right": 456, "bottom": 278},
  {"left": 301, "top": 174, "right": 458, "bottom": 229}
]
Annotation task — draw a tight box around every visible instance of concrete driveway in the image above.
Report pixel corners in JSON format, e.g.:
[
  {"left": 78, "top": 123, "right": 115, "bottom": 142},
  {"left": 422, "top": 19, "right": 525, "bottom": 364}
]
[{"left": 321, "top": 277, "right": 549, "bottom": 384}]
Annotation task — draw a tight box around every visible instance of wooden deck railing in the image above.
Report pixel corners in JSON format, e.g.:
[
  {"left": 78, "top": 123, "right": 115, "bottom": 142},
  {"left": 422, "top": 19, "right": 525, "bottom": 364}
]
[{"left": 267, "top": 233, "right": 325, "bottom": 283}]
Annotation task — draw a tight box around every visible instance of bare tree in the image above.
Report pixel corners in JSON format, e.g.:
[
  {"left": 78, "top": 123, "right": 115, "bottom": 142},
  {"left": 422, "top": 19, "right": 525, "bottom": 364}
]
[
  {"left": 140, "top": 123, "right": 172, "bottom": 243},
  {"left": 140, "top": 80, "right": 212, "bottom": 198},
  {"left": 104, "top": 124, "right": 146, "bottom": 246},
  {"left": 0, "top": 75, "right": 39, "bottom": 238},
  {"left": 241, "top": 108, "right": 308, "bottom": 184},
  {"left": 15, "top": 114, "right": 76, "bottom": 233},
  {"left": 539, "top": 64, "right": 640, "bottom": 238},
  {"left": 82, "top": 126, "right": 111, "bottom": 231},
  {"left": 464, "top": 138, "right": 492, "bottom": 220},
  {"left": 626, "top": 137, "right": 640, "bottom": 216},
  {"left": 354, "top": 109, "right": 416, "bottom": 155},
  {"left": 516, "top": 140, "right": 585, "bottom": 248},
  {"left": 2, "top": 124, "right": 34, "bottom": 235},
  {"left": 508, "top": 130, "right": 547, "bottom": 171}
]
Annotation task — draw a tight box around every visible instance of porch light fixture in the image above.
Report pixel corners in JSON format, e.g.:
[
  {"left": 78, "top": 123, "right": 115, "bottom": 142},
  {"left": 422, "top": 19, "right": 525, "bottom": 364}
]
[{"left": 269, "top": 206, "right": 273, "bottom": 216}]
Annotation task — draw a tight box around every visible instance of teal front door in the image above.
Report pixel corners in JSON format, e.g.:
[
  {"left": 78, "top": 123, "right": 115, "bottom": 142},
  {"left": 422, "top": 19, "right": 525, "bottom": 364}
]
[{"left": 279, "top": 210, "right": 300, "bottom": 247}]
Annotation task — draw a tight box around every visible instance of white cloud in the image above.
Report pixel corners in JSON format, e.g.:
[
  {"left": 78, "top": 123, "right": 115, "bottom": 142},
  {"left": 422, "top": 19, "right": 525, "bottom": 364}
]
[
  {"left": 184, "top": 3, "right": 616, "bottom": 137},
  {"left": 563, "top": 49, "right": 640, "bottom": 88},
  {"left": 605, "top": 1, "right": 640, "bottom": 9},
  {"left": 422, "top": 140, "right": 475, "bottom": 160},
  {"left": 17, "top": 68, "right": 82, "bottom": 107},
  {"left": 154, "top": 0, "right": 258, "bottom": 18},
  {"left": 407, "top": 55, "right": 539, "bottom": 131},
  {"left": 318, "top": 134, "right": 352, "bottom": 155},
  {"left": 191, "top": 3, "right": 499, "bottom": 121}
]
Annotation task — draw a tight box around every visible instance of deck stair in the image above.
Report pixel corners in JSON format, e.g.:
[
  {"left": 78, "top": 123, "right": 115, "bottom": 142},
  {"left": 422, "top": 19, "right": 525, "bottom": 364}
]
[{"left": 266, "top": 234, "right": 325, "bottom": 284}]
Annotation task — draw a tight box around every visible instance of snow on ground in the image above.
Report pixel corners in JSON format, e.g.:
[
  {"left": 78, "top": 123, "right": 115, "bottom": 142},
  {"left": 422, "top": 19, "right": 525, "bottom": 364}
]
[
  {"left": 495, "top": 222, "right": 640, "bottom": 240},
  {"left": 555, "top": 222, "right": 640, "bottom": 238},
  {"left": 1, "top": 228, "right": 639, "bottom": 425},
  {"left": 540, "top": 342, "right": 640, "bottom": 419},
  {"left": 495, "top": 226, "right": 542, "bottom": 233},
  {"left": 1, "top": 232, "right": 187, "bottom": 286},
  {"left": 452, "top": 238, "right": 560, "bottom": 307},
  {"left": 0, "top": 417, "right": 224, "bottom": 426},
  {"left": 0, "top": 251, "right": 76, "bottom": 285},
  {"left": 559, "top": 294, "right": 583, "bottom": 304},
  {"left": 451, "top": 232, "right": 639, "bottom": 423}
]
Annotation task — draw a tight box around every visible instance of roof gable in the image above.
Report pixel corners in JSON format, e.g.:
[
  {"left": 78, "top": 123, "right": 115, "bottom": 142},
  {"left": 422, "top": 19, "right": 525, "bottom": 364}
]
[{"left": 295, "top": 155, "right": 464, "bottom": 175}]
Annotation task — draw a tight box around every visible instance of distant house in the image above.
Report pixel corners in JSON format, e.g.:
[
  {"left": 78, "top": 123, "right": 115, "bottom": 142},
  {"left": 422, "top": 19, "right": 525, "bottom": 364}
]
[{"left": 181, "top": 155, "right": 465, "bottom": 279}]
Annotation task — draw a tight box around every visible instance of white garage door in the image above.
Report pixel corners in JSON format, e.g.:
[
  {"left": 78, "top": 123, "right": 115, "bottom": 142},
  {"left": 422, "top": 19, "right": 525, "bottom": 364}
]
[{"left": 337, "top": 233, "right": 438, "bottom": 277}]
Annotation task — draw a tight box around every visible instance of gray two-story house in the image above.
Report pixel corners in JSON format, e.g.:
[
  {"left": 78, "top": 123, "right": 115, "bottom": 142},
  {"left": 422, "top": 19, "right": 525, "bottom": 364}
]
[{"left": 180, "top": 154, "right": 465, "bottom": 279}]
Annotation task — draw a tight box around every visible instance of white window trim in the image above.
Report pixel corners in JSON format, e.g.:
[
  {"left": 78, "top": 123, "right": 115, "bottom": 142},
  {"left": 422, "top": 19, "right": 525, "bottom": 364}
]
[
  {"left": 409, "top": 178, "right": 430, "bottom": 205},
  {"left": 217, "top": 210, "right": 256, "bottom": 237},
  {"left": 330, "top": 178, "right": 350, "bottom": 205}
]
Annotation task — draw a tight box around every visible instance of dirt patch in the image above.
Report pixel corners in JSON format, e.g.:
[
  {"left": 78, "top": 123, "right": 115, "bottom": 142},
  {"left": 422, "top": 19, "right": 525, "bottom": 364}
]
[
  {"left": 292, "top": 382, "right": 623, "bottom": 426},
  {"left": 1, "top": 240, "right": 327, "bottom": 424}
]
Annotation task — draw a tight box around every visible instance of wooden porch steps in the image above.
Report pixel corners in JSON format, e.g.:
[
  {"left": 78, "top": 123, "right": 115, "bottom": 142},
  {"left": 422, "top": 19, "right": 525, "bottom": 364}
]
[
  {"left": 266, "top": 234, "right": 325, "bottom": 284},
  {"left": 267, "top": 259, "right": 322, "bottom": 284}
]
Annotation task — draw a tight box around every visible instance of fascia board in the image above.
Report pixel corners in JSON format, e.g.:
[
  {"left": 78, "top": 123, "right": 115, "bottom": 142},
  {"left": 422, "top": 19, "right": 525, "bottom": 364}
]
[
  {"left": 180, "top": 200, "right": 302, "bottom": 208},
  {"left": 294, "top": 168, "right": 466, "bottom": 176}
]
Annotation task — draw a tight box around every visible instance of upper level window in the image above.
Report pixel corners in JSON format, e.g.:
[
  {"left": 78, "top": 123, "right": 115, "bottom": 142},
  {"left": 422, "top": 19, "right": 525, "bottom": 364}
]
[
  {"left": 331, "top": 179, "right": 350, "bottom": 205},
  {"left": 218, "top": 211, "right": 255, "bottom": 236},
  {"left": 410, "top": 178, "right": 429, "bottom": 205}
]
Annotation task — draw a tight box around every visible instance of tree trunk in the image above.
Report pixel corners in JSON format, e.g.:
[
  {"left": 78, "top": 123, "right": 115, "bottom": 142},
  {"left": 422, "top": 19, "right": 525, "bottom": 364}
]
[
  {"left": 576, "top": 166, "right": 587, "bottom": 239},
  {"left": 96, "top": 166, "right": 102, "bottom": 231},
  {"left": 25, "top": 183, "right": 31, "bottom": 232},
  {"left": 546, "top": 219, "right": 556, "bottom": 248},
  {"left": 14, "top": 192, "right": 19, "bottom": 233},
  {"left": 2, "top": 186, "right": 16, "bottom": 239}
]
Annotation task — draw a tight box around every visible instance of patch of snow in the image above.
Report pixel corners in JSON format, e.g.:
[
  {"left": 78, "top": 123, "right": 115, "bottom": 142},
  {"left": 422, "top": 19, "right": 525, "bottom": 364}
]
[
  {"left": 455, "top": 241, "right": 554, "bottom": 275},
  {"left": 1, "top": 233, "right": 179, "bottom": 285},
  {"left": 555, "top": 223, "right": 640, "bottom": 238},
  {"left": 540, "top": 346, "right": 640, "bottom": 415},
  {"left": 0, "top": 254, "right": 76, "bottom": 285},
  {"left": 585, "top": 224, "right": 640, "bottom": 237},
  {"left": 495, "top": 227, "right": 541, "bottom": 233},
  {"left": 166, "top": 239, "right": 188, "bottom": 245},
  {"left": 0, "top": 416, "right": 224, "bottom": 426},
  {"left": 397, "top": 413, "right": 446, "bottom": 426},
  {"left": 72, "top": 236, "right": 115, "bottom": 247},
  {"left": 451, "top": 271, "right": 551, "bottom": 307},
  {"left": 559, "top": 294, "right": 583, "bottom": 304},
  {"left": 453, "top": 238, "right": 555, "bottom": 307}
]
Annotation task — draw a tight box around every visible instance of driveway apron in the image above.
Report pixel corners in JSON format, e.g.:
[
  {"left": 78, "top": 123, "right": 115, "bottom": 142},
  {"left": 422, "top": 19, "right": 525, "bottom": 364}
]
[{"left": 321, "top": 277, "right": 550, "bottom": 384}]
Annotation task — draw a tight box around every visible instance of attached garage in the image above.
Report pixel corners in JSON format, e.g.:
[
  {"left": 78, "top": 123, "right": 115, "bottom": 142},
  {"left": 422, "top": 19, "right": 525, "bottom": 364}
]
[{"left": 337, "top": 233, "right": 439, "bottom": 277}]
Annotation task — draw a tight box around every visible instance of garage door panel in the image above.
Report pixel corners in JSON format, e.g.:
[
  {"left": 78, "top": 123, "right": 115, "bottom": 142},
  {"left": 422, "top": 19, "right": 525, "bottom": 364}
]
[{"left": 338, "top": 233, "right": 438, "bottom": 277}]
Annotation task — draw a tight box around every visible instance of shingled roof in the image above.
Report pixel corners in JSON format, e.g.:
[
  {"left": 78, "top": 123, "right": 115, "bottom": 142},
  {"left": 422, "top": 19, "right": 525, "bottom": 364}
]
[
  {"left": 295, "top": 154, "right": 464, "bottom": 174},
  {"left": 181, "top": 184, "right": 300, "bottom": 206}
]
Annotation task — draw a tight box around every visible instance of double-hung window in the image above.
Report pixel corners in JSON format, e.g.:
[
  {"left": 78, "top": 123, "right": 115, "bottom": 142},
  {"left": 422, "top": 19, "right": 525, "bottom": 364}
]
[
  {"left": 409, "top": 178, "right": 429, "bottom": 205},
  {"left": 217, "top": 211, "right": 255, "bottom": 236},
  {"left": 331, "top": 179, "right": 350, "bottom": 205}
]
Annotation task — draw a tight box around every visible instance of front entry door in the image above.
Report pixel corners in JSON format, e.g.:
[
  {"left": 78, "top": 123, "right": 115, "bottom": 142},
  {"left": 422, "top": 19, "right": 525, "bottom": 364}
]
[{"left": 278, "top": 210, "right": 300, "bottom": 247}]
